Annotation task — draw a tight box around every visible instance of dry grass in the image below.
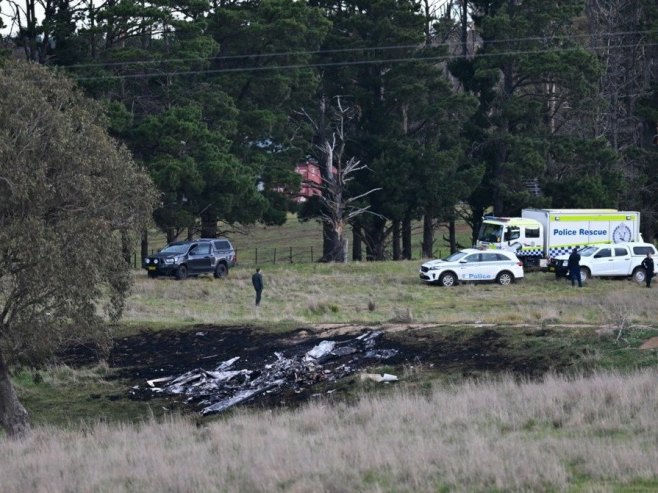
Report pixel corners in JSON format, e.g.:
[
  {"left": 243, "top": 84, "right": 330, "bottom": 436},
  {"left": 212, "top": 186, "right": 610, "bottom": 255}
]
[
  {"left": 122, "top": 261, "right": 658, "bottom": 328},
  {"left": 2, "top": 369, "right": 657, "bottom": 492}
]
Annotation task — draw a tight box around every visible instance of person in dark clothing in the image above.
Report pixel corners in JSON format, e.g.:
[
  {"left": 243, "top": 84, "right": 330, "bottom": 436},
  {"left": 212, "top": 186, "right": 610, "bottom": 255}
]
[
  {"left": 641, "top": 253, "right": 654, "bottom": 288},
  {"left": 568, "top": 247, "right": 582, "bottom": 287},
  {"left": 251, "top": 268, "right": 263, "bottom": 306}
]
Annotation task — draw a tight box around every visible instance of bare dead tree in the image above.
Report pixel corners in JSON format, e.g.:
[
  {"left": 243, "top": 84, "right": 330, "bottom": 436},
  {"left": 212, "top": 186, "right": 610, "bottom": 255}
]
[{"left": 299, "top": 96, "right": 381, "bottom": 262}]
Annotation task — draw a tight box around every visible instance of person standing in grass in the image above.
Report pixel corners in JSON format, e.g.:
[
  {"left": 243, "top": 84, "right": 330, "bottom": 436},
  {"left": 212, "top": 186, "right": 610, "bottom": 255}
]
[
  {"left": 568, "top": 247, "right": 582, "bottom": 287},
  {"left": 641, "top": 253, "right": 654, "bottom": 288},
  {"left": 252, "top": 267, "right": 264, "bottom": 306}
]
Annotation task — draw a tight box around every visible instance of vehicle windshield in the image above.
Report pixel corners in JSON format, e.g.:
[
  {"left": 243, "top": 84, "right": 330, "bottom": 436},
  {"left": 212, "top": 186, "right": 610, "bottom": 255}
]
[
  {"left": 443, "top": 251, "right": 469, "bottom": 262},
  {"left": 579, "top": 246, "right": 597, "bottom": 257},
  {"left": 478, "top": 223, "right": 503, "bottom": 243},
  {"left": 160, "top": 244, "right": 189, "bottom": 254}
]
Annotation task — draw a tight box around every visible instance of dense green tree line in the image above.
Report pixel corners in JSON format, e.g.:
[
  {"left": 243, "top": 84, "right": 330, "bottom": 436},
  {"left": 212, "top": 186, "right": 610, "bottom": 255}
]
[{"left": 1, "top": 0, "right": 656, "bottom": 259}]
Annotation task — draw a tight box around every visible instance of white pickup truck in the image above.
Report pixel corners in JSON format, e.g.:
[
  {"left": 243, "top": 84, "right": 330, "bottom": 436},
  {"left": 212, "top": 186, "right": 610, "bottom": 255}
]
[{"left": 548, "top": 242, "right": 657, "bottom": 283}]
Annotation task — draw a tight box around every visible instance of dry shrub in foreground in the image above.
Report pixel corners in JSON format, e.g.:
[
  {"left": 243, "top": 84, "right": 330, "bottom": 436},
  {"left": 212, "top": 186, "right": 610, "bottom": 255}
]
[{"left": 2, "top": 370, "right": 657, "bottom": 492}]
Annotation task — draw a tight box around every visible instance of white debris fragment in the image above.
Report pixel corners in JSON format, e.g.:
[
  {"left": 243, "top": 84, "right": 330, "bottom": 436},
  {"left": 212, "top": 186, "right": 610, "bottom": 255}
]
[
  {"left": 304, "top": 340, "right": 336, "bottom": 361},
  {"left": 147, "top": 376, "right": 174, "bottom": 387},
  {"left": 360, "top": 373, "right": 399, "bottom": 383}
]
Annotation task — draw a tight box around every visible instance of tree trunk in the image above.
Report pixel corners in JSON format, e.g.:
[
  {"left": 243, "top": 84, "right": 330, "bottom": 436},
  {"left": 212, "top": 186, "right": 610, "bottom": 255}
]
[
  {"left": 392, "top": 220, "right": 400, "bottom": 260},
  {"left": 200, "top": 211, "right": 217, "bottom": 238},
  {"left": 141, "top": 229, "right": 149, "bottom": 262},
  {"left": 166, "top": 228, "right": 176, "bottom": 244},
  {"left": 363, "top": 217, "right": 387, "bottom": 260},
  {"left": 322, "top": 222, "right": 342, "bottom": 261},
  {"left": 448, "top": 216, "right": 457, "bottom": 253},
  {"left": 471, "top": 205, "right": 485, "bottom": 246},
  {"left": 352, "top": 225, "right": 362, "bottom": 261},
  {"left": 0, "top": 350, "right": 30, "bottom": 438},
  {"left": 402, "top": 215, "right": 412, "bottom": 260},
  {"left": 422, "top": 213, "right": 433, "bottom": 258}
]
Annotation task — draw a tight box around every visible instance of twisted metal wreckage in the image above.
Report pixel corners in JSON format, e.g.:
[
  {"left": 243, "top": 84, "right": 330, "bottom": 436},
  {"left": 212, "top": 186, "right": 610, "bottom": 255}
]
[{"left": 139, "top": 331, "right": 399, "bottom": 416}]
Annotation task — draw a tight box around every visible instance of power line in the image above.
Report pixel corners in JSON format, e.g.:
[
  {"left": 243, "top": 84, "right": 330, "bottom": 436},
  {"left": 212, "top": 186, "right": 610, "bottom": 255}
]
[
  {"left": 56, "top": 29, "right": 655, "bottom": 71},
  {"left": 66, "top": 41, "right": 658, "bottom": 82}
]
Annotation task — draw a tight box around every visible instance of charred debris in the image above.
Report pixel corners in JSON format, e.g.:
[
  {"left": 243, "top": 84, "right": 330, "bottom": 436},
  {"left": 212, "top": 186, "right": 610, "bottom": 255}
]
[{"left": 135, "top": 331, "right": 398, "bottom": 416}]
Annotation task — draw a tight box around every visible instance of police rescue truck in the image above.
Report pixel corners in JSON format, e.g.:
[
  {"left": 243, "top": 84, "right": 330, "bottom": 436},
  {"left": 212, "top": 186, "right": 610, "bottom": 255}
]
[{"left": 475, "top": 209, "right": 641, "bottom": 268}]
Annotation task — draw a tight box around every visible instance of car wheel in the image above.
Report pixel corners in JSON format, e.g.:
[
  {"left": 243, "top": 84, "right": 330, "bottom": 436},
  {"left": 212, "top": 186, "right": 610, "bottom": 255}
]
[
  {"left": 439, "top": 272, "right": 457, "bottom": 287},
  {"left": 496, "top": 271, "right": 513, "bottom": 285},
  {"left": 175, "top": 265, "right": 188, "bottom": 280},
  {"left": 579, "top": 267, "right": 590, "bottom": 283},
  {"left": 632, "top": 267, "right": 646, "bottom": 284},
  {"left": 214, "top": 263, "right": 228, "bottom": 278}
]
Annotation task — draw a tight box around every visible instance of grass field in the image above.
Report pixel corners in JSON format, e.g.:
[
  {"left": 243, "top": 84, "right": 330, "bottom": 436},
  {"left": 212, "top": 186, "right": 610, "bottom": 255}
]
[
  {"left": 5, "top": 217, "right": 658, "bottom": 492},
  {"left": 124, "top": 260, "right": 658, "bottom": 328}
]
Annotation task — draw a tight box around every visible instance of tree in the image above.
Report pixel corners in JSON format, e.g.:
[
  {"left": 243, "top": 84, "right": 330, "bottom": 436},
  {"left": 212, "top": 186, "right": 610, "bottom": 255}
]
[
  {"left": 298, "top": 96, "right": 381, "bottom": 262},
  {"left": 0, "top": 60, "right": 156, "bottom": 437},
  {"left": 452, "top": 0, "right": 602, "bottom": 217}
]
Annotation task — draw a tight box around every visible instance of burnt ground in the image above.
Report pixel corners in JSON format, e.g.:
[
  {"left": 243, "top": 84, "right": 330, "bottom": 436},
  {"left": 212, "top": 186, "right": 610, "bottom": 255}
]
[{"left": 58, "top": 324, "right": 586, "bottom": 415}]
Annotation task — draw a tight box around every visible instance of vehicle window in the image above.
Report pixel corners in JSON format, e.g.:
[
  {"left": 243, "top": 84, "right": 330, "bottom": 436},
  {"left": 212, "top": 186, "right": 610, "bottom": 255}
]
[
  {"left": 579, "top": 246, "right": 597, "bottom": 256},
  {"left": 463, "top": 254, "right": 481, "bottom": 263},
  {"left": 481, "top": 253, "right": 500, "bottom": 262},
  {"left": 495, "top": 253, "right": 511, "bottom": 261},
  {"left": 633, "top": 246, "right": 656, "bottom": 255},
  {"left": 525, "top": 227, "right": 540, "bottom": 239},
  {"left": 444, "top": 251, "right": 468, "bottom": 262},
  {"left": 214, "top": 240, "right": 230, "bottom": 250},
  {"left": 504, "top": 227, "right": 520, "bottom": 241},
  {"left": 193, "top": 243, "right": 211, "bottom": 255},
  {"left": 594, "top": 248, "right": 611, "bottom": 258},
  {"left": 160, "top": 244, "right": 189, "bottom": 254},
  {"left": 614, "top": 247, "right": 628, "bottom": 256},
  {"left": 478, "top": 224, "right": 502, "bottom": 243}
]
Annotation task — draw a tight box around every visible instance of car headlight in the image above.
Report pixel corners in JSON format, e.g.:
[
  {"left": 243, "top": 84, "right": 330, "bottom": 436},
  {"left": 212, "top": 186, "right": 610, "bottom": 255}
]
[
  {"left": 153, "top": 259, "right": 158, "bottom": 264},
  {"left": 164, "top": 258, "right": 175, "bottom": 264},
  {"left": 427, "top": 266, "right": 440, "bottom": 271}
]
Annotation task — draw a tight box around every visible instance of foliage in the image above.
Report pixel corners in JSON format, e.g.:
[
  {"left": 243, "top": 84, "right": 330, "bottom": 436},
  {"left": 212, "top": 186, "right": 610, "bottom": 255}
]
[
  {"left": 0, "top": 60, "right": 156, "bottom": 435},
  {"left": 1, "top": 0, "right": 656, "bottom": 255}
]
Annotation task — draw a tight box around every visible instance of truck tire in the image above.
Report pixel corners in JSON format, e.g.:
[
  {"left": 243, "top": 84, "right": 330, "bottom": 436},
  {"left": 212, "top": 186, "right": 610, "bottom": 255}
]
[
  {"left": 579, "top": 267, "right": 590, "bottom": 283},
  {"left": 214, "top": 263, "right": 228, "bottom": 278},
  {"left": 632, "top": 267, "right": 646, "bottom": 284},
  {"left": 439, "top": 272, "right": 457, "bottom": 287},
  {"left": 496, "top": 271, "right": 514, "bottom": 285},
  {"left": 175, "top": 265, "right": 188, "bottom": 280}
]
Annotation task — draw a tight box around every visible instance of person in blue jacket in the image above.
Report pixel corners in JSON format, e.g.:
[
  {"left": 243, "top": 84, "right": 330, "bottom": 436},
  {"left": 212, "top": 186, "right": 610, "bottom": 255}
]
[{"left": 568, "top": 248, "right": 582, "bottom": 287}]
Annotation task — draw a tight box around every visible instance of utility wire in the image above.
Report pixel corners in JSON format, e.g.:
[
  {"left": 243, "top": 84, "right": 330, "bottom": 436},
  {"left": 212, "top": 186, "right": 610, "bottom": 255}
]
[
  {"left": 67, "top": 41, "right": 658, "bottom": 82},
  {"left": 56, "top": 29, "right": 656, "bottom": 71}
]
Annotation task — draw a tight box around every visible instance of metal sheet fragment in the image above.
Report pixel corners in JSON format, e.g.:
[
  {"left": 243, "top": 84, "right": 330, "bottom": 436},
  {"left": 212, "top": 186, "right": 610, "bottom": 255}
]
[{"left": 141, "top": 331, "right": 398, "bottom": 416}]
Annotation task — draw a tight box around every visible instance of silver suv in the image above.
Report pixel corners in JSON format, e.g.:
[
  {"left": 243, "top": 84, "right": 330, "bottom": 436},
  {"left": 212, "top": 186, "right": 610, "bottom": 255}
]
[{"left": 143, "top": 237, "right": 236, "bottom": 280}]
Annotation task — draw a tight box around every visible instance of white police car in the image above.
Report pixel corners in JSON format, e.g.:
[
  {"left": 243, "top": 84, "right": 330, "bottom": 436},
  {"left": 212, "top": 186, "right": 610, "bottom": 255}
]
[{"left": 419, "top": 248, "right": 524, "bottom": 287}]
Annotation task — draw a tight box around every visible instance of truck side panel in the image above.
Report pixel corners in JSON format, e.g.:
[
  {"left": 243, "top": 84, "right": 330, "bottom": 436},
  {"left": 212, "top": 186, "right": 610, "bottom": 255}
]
[{"left": 521, "top": 209, "right": 640, "bottom": 257}]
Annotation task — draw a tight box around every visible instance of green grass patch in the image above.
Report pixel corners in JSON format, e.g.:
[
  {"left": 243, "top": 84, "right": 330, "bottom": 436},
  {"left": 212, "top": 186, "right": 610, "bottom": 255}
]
[{"left": 14, "top": 365, "right": 180, "bottom": 428}]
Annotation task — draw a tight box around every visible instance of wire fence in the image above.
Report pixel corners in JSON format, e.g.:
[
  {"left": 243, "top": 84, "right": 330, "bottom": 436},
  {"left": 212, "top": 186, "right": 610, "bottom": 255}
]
[
  {"left": 131, "top": 247, "right": 320, "bottom": 269},
  {"left": 240, "top": 247, "right": 318, "bottom": 266},
  {"left": 131, "top": 246, "right": 443, "bottom": 269}
]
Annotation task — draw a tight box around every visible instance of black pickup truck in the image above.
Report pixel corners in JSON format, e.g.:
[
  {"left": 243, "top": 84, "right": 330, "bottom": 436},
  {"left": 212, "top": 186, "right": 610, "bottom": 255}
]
[{"left": 143, "top": 238, "right": 236, "bottom": 280}]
